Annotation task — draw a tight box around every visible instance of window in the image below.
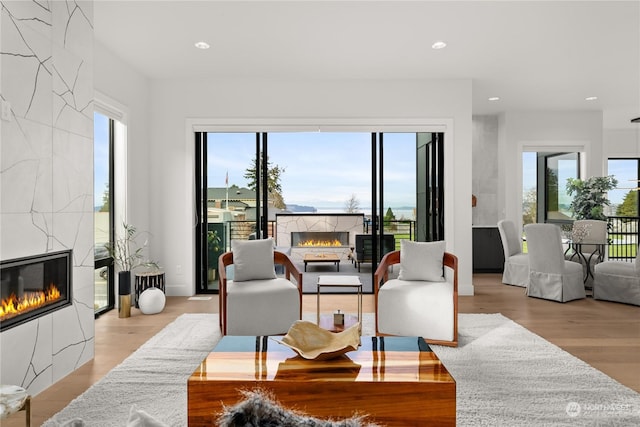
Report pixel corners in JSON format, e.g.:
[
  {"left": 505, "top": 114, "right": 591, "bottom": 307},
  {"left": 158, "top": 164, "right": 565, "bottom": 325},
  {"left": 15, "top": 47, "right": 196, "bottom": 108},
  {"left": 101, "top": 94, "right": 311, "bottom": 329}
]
[
  {"left": 522, "top": 152, "right": 537, "bottom": 225},
  {"left": 195, "top": 130, "right": 443, "bottom": 293},
  {"left": 543, "top": 152, "right": 579, "bottom": 223},
  {"left": 94, "top": 112, "right": 115, "bottom": 314},
  {"left": 608, "top": 158, "right": 639, "bottom": 217}
]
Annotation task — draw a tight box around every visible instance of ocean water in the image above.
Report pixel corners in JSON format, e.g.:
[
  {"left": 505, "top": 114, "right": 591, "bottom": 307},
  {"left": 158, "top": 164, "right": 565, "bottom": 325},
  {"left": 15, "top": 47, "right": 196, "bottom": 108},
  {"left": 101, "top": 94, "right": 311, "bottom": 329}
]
[{"left": 315, "top": 207, "right": 415, "bottom": 220}]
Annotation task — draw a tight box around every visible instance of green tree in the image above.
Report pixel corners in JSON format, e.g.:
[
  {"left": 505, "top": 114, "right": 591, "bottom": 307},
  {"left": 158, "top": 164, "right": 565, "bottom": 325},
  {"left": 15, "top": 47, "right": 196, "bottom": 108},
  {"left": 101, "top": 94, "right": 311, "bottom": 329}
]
[
  {"left": 522, "top": 187, "right": 537, "bottom": 225},
  {"left": 384, "top": 207, "right": 397, "bottom": 232},
  {"left": 384, "top": 207, "right": 396, "bottom": 221},
  {"left": 616, "top": 190, "right": 638, "bottom": 217},
  {"left": 99, "top": 183, "right": 110, "bottom": 212},
  {"left": 244, "top": 155, "right": 286, "bottom": 209},
  {"left": 566, "top": 176, "right": 618, "bottom": 220},
  {"left": 546, "top": 167, "right": 558, "bottom": 213},
  {"left": 344, "top": 194, "right": 360, "bottom": 213}
]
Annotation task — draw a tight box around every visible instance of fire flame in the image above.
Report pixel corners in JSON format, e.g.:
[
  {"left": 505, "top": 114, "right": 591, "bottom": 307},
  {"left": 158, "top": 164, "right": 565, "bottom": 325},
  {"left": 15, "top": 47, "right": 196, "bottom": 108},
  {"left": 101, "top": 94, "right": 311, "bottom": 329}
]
[
  {"left": 299, "top": 239, "right": 343, "bottom": 247},
  {"left": 0, "top": 283, "right": 62, "bottom": 321}
]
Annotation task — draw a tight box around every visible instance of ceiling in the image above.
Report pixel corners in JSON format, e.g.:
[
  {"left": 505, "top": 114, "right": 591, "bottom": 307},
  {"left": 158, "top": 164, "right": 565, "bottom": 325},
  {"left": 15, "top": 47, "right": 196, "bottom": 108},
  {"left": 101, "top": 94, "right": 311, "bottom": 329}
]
[{"left": 94, "top": 1, "right": 640, "bottom": 130}]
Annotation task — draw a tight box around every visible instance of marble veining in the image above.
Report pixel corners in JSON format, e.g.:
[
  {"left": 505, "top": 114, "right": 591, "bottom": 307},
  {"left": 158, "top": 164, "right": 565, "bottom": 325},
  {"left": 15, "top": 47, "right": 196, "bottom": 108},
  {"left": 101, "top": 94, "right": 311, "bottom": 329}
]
[
  {"left": 276, "top": 214, "right": 364, "bottom": 248},
  {"left": 0, "top": 0, "right": 95, "bottom": 396},
  {"left": 21, "top": 319, "right": 51, "bottom": 391}
]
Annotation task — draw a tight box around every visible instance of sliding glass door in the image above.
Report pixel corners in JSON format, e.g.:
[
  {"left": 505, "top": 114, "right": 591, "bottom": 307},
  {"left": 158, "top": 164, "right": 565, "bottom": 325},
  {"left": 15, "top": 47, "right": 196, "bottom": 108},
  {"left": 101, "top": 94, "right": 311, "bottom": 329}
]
[
  {"left": 416, "top": 133, "right": 444, "bottom": 241},
  {"left": 195, "top": 130, "right": 445, "bottom": 293},
  {"left": 195, "top": 132, "right": 262, "bottom": 293}
]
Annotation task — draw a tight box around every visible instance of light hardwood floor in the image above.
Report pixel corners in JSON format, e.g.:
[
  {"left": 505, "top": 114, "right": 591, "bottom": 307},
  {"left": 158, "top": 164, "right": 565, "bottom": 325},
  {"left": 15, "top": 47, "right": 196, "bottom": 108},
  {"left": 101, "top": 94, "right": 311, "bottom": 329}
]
[{"left": 5, "top": 274, "right": 639, "bottom": 426}]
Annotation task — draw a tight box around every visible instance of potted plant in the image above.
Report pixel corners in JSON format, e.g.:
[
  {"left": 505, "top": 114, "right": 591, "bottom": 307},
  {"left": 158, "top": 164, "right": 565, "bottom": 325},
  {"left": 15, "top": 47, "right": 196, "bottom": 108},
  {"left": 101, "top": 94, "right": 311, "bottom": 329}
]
[
  {"left": 106, "top": 223, "right": 158, "bottom": 272},
  {"left": 566, "top": 176, "right": 618, "bottom": 220},
  {"left": 105, "top": 223, "right": 158, "bottom": 317},
  {"left": 207, "top": 229, "right": 222, "bottom": 281}
]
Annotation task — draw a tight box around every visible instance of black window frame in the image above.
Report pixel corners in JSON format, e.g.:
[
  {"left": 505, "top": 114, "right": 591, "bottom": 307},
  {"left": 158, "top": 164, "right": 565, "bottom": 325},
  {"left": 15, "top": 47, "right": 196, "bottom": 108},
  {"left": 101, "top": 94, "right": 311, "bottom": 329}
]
[{"left": 94, "top": 113, "right": 116, "bottom": 316}]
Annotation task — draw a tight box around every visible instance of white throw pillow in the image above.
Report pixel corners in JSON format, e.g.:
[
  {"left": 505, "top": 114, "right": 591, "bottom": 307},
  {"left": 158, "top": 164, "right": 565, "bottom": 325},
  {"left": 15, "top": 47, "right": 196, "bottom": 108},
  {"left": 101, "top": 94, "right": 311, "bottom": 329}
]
[
  {"left": 398, "top": 240, "right": 446, "bottom": 282},
  {"left": 232, "top": 238, "right": 277, "bottom": 282}
]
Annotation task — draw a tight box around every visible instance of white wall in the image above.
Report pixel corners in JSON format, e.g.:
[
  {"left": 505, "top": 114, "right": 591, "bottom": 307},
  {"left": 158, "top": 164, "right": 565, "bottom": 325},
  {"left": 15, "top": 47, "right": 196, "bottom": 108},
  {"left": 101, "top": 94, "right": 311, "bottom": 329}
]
[
  {"left": 498, "top": 111, "right": 605, "bottom": 235},
  {"left": 94, "top": 41, "right": 152, "bottom": 280},
  {"left": 604, "top": 128, "right": 640, "bottom": 159},
  {"left": 472, "top": 115, "right": 500, "bottom": 226},
  {"left": 146, "top": 78, "right": 474, "bottom": 295}
]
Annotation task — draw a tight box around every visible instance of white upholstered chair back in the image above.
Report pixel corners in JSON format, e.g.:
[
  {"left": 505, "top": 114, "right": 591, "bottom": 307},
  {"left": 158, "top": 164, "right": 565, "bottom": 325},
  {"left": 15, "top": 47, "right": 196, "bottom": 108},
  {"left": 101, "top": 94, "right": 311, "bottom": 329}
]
[
  {"left": 524, "top": 223, "right": 586, "bottom": 302},
  {"left": 525, "top": 223, "right": 566, "bottom": 274},
  {"left": 497, "top": 219, "right": 522, "bottom": 257},
  {"left": 497, "top": 219, "right": 529, "bottom": 287}
]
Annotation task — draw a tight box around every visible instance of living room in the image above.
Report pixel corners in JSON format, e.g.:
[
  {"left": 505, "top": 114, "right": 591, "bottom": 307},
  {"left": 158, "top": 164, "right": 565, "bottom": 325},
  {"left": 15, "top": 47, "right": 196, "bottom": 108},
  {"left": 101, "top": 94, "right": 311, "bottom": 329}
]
[{"left": 1, "top": 1, "right": 639, "bottom": 425}]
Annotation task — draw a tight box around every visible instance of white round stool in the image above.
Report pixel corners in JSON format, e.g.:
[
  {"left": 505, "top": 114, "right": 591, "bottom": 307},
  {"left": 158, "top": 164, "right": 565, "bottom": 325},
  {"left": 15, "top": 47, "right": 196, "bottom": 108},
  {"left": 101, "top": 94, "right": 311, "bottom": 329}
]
[{"left": 138, "top": 287, "right": 166, "bottom": 315}]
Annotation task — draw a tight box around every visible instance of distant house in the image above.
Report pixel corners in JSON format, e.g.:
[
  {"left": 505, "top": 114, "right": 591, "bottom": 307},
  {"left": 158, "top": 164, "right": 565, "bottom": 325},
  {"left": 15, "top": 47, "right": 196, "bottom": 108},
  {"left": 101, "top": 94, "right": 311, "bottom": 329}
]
[
  {"left": 207, "top": 185, "right": 256, "bottom": 211},
  {"left": 207, "top": 186, "right": 288, "bottom": 223}
]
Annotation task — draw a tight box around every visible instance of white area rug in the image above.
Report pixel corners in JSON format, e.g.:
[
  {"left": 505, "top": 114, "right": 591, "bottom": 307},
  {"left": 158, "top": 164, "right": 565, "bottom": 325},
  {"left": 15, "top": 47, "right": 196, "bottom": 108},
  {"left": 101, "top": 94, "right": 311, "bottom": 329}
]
[{"left": 44, "top": 313, "right": 640, "bottom": 426}]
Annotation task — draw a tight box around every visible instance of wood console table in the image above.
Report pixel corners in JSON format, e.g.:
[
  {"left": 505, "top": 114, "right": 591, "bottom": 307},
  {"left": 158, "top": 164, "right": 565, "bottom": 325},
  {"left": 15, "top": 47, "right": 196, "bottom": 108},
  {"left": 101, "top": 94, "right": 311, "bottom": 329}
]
[{"left": 188, "top": 335, "right": 455, "bottom": 426}]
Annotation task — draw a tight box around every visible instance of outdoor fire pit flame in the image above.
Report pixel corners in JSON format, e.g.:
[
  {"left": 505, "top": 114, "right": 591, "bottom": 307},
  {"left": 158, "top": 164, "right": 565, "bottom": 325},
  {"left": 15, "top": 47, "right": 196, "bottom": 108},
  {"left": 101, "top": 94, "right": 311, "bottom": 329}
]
[
  {"left": 0, "top": 283, "right": 61, "bottom": 321},
  {"left": 299, "top": 239, "right": 343, "bottom": 247}
]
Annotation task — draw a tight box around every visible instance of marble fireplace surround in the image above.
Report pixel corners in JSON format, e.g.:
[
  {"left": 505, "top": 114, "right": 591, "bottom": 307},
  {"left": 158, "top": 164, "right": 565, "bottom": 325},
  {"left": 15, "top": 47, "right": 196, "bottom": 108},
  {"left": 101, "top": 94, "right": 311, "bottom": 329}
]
[
  {"left": 275, "top": 214, "right": 365, "bottom": 262},
  {"left": 0, "top": 1, "right": 95, "bottom": 396}
]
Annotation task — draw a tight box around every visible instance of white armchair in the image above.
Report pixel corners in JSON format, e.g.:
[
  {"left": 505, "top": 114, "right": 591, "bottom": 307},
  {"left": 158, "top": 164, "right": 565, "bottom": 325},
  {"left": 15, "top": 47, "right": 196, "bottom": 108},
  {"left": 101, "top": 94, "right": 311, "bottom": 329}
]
[
  {"left": 497, "top": 219, "right": 529, "bottom": 287},
  {"left": 374, "top": 241, "right": 458, "bottom": 347},
  {"left": 524, "top": 224, "right": 586, "bottom": 302},
  {"left": 593, "top": 252, "right": 640, "bottom": 306},
  {"left": 219, "top": 239, "right": 302, "bottom": 335}
]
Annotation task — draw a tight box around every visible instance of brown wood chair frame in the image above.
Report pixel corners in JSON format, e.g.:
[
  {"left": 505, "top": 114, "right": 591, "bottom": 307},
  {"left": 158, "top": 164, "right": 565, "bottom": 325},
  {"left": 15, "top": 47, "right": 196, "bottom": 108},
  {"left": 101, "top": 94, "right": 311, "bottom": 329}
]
[
  {"left": 373, "top": 250, "right": 459, "bottom": 347},
  {"left": 218, "top": 250, "right": 303, "bottom": 335}
]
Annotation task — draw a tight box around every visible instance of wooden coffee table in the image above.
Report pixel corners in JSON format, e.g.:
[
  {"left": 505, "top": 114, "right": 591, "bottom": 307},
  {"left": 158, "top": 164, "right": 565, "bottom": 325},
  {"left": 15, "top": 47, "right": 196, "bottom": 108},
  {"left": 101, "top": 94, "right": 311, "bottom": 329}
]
[
  {"left": 303, "top": 253, "right": 340, "bottom": 271},
  {"left": 188, "top": 335, "right": 455, "bottom": 426}
]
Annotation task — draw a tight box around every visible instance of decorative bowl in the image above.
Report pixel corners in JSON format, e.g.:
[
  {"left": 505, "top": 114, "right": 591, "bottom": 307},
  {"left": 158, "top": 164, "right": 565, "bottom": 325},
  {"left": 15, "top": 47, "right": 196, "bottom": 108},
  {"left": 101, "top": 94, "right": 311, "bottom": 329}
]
[{"left": 276, "top": 320, "right": 361, "bottom": 360}]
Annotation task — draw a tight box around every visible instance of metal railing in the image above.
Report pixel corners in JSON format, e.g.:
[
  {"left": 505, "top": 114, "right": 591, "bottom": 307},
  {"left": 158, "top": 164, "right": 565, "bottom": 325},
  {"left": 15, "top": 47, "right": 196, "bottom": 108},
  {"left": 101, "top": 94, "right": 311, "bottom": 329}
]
[
  {"left": 221, "top": 217, "right": 637, "bottom": 260},
  {"left": 219, "top": 221, "right": 276, "bottom": 251},
  {"left": 607, "top": 216, "right": 639, "bottom": 261}
]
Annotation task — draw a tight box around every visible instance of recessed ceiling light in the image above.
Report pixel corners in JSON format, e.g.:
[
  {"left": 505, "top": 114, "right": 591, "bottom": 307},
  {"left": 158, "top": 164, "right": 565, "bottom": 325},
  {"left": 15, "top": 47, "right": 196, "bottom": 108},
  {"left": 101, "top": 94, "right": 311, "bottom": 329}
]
[
  {"left": 488, "top": 97, "right": 500, "bottom": 101},
  {"left": 194, "top": 41, "right": 210, "bottom": 50},
  {"left": 431, "top": 41, "right": 447, "bottom": 50},
  {"left": 585, "top": 96, "right": 598, "bottom": 101}
]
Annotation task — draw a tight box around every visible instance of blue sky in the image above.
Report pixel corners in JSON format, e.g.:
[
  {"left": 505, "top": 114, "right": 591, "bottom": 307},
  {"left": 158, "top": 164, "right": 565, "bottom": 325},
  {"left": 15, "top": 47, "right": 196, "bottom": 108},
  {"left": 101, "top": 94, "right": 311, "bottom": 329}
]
[
  {"left": 608, "top": 159, "right": 638, "bottom": 204},
  {"left": 207, "top": 132, "right": 417, "bottom": 210},
  {"left": 94, "top": 112, "right": 110, "bottom": 207},
  {"left": 94, "top": 118, "right": 636, "bottom": 209}
]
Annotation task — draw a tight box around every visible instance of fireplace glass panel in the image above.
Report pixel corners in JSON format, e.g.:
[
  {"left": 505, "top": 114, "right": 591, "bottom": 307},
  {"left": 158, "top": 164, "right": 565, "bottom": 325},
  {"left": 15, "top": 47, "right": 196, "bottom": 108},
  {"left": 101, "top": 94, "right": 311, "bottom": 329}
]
[
  {"left": 291, "top": 232, "right": 349, "bottom": 247},
  {"left": 0, "top": 250, "right": 72, "bottom": 331}
]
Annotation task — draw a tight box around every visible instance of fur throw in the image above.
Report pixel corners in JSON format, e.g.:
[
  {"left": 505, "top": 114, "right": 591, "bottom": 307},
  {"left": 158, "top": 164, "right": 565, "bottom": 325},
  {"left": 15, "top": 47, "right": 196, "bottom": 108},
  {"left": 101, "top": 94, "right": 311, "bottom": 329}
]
[{"left": 217, "top": 389, "right": 380, "bottom": 427}]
